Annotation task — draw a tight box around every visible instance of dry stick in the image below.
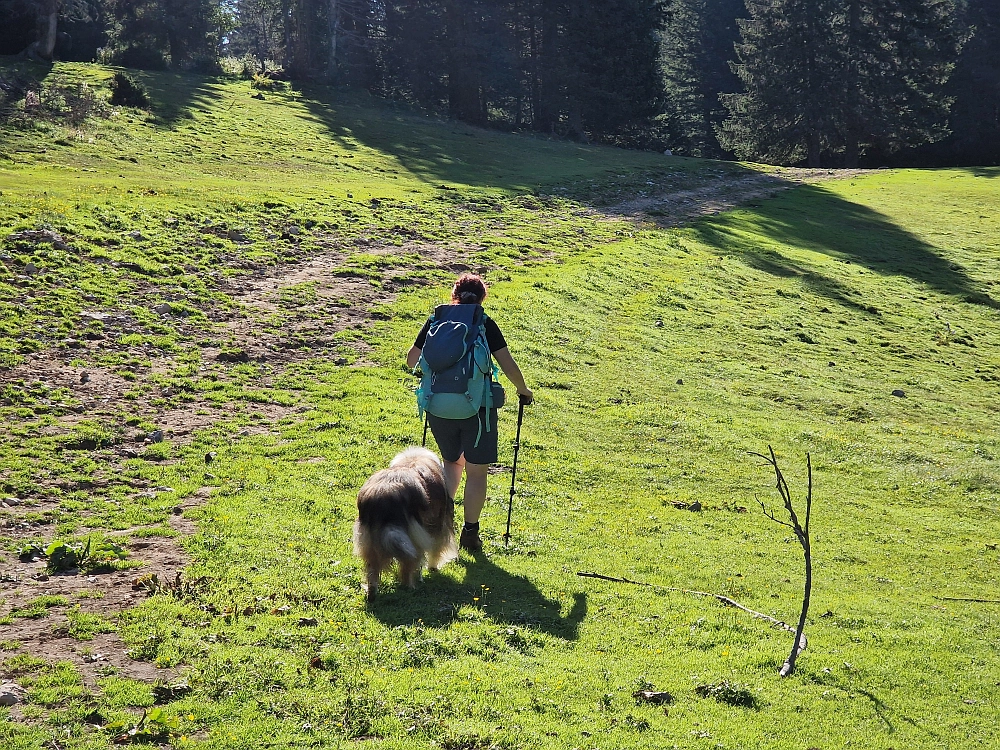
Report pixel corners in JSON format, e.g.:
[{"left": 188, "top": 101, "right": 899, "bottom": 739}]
[
  {"left": 576, "top": 571, "right": 808, "bottom": 650},
  {"left": 750, "top": 446, "right": 813, "bottom": 677},
  {"left": 935, "top": 596, "right": 1000, "bottom": 604}
]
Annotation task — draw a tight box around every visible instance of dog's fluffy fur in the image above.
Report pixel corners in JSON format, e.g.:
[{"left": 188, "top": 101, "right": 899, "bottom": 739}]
[{"left": 353, "top": 447, "right": 457, "bottom": 599}]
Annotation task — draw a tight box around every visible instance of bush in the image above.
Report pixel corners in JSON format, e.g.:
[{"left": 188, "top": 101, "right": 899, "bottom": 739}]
[{"left": 110, "top": 72, "right": 150, "bottom": 109}]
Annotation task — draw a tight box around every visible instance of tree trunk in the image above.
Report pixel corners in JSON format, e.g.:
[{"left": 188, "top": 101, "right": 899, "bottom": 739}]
[
  {"left": 535, "top": 0, "right": 560, "bottom": 132},
  {"left": 807, "top": 130, "right": 821, "bottom": 167},
  {"left": 446, "top": 0, "right": 480, "bottom": 124},
  {"left": 327, "top": 0, "right": 339, "bottom": 82},
  {"left": 780, "top": 535, "right": 811, "bottom": 677},
  {"left": 23, "top": 0, "right": 58, "bottom": 62}
]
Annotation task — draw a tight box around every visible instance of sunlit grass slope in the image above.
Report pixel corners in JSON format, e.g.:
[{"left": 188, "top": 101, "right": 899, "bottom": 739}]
[{"left": 2, "top": 60, "right": 999, "bottom": 749}]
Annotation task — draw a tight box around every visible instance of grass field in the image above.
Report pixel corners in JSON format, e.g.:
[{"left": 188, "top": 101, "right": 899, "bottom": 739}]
[{"left": 1, "top": 60, "right": 999, "bottom": 749}]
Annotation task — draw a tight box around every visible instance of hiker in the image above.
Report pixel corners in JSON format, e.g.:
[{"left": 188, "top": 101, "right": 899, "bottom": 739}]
[{"left": 406, "top": 273, "right": 533, "bottom": 552}]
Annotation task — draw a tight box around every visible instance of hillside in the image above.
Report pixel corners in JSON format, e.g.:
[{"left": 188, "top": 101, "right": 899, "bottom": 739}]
[{"left": 2, "top": 60, "right": 999, "bottom": 749}]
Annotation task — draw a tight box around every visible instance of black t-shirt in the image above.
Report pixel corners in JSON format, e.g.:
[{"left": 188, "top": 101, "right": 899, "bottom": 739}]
[{"left": 414, "top": 313, "right": 508, "bottom": 353}]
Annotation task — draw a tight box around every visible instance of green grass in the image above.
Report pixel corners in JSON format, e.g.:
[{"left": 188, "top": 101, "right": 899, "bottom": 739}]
[{"left": 1, "top": 58, "right": 999, "bottom": 749}]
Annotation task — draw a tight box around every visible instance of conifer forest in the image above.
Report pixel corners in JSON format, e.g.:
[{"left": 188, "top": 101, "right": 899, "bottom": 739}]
[{"left": 2, "top": 0, "right": 998, "bottom": 167}]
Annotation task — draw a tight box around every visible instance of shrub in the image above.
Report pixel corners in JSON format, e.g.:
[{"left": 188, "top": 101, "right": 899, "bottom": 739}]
[{"left": 110, "top": 72, "right": 151, "bottom": 109}]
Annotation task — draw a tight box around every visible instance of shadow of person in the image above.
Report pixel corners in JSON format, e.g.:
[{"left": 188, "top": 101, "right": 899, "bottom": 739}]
[{"left": 366, "top": 552, "right": 588, "bottom": 641}]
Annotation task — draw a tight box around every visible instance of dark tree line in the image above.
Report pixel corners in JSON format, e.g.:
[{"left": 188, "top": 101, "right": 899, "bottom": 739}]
[{"left": 1, "top": 0, "right": 997, "bottom": 165}]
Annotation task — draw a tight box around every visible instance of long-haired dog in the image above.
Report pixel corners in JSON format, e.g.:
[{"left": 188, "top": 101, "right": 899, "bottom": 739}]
[{"left": 353, "top": 447, "right": 457, "bottom": 600}]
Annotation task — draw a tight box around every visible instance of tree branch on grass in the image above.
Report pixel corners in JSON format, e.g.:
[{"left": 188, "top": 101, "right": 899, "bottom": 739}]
[
  {"left": 576, "top": 571, "right": 805, "bottom": 643},
  {"left": 750, "top": 445, "right": 813, "bottom": 677}
]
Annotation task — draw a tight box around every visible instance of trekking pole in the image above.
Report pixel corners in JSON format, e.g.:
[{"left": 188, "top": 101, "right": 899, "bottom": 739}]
[
  {"left": 503, "top": 397, "right": 527, "bottom": 547},
  {"left": 421, "top": 414, "right": 429, "bottom": 447}
]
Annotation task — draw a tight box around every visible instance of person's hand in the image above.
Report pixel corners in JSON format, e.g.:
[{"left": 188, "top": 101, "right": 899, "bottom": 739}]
[{"left": 518, "top": 389, "right": 534, "bottom": 405}]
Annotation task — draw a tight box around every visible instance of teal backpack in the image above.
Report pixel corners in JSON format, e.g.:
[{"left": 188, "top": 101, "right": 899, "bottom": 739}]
[{"left": 415, "top": 304, "right": 499, "bottom": 432}]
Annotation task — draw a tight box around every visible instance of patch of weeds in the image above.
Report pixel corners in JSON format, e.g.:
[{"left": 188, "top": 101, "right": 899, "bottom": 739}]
[
  {"left": 3, "top": 653, "right": 48, "bottom": 675},
  {"left": 63, "top": 420, "right": 122, "bottom": 450},
  {"left": 694, "top": 679, "right": 759, "bottom": 709},
  {"left": 341, "top": 689, "right": 387, "bottom": 739},
  {"left": 105, "top": 706, "right": 181, "bottom": 743},
  {"left": 44, "top": 537, "right": 129, "bottom": 573},
  {"left": 19, "top": 661, "right": 88, "bottom": 708},
  {"left": 0, "top": 639, "right": 21, "bottom": 651},
  {"left": 98, "top": 676, "right": 155, "bottom": 708},
  {"left": 141, "top": 441, "right": 172, "bottom": 461},
  {"left": 64, "top": 606, "right": 115, "bottom": 640},
  {"left": 10, "top": 595, "right": 68, "bottom": 619}
]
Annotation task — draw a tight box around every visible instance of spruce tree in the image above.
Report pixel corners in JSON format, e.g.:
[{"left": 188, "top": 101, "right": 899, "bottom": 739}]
[
  {"left": 719, "top": 0, "right": 843, "bottom": 166},
  {"left": 660, "top": 0, "right": 743, "bottom": 157},
  {"left": 721, "top": 0, "right": 967, "bottom": 166}
]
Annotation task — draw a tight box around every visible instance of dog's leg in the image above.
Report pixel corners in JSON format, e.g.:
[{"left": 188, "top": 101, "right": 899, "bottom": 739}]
[
  {"left": 364, "top": 563, "right": 380, "bottom": 600},
  {"left": 398, "top": 557, "right": 420, "bottom": 589}
]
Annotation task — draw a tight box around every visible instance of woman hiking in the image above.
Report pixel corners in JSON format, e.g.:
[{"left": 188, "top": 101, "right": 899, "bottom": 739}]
[{"left": 406, "top": 273, "right": 533, "bottom": 552}]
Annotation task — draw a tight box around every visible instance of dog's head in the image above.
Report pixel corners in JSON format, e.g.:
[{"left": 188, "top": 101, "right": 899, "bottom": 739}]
[{"left": 389, "top": 446, "right": 443, "bottom": 471}]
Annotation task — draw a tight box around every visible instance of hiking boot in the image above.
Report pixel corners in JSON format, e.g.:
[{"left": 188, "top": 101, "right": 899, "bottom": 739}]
[{"left": 459, "top": 525, "right": 483, "bottom": 552}]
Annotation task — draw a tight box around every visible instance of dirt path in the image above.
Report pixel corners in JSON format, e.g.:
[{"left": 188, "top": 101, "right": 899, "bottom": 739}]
[{"left": 603, "top": 167, "right": 875, "bottom": 226}]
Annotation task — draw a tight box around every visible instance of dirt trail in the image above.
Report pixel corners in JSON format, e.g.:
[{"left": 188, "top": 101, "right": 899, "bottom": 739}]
[{"left": 604, "top": 167, "right": 875, "bottom": 226}]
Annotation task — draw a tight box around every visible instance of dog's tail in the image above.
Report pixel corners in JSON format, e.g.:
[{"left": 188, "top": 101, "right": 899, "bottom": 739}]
[{"left": 381, "top": 524, "right": 421, "bottom": 561}]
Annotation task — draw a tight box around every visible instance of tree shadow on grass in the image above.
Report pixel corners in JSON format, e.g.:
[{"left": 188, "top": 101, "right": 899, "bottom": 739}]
[
  {"left": 366, "top": 553, "right": 588, "bottom": 641},
  {"left": 127, "top": 69, "right": 226, "bottom": 128},
  {"left": 691, "top": 183, "right": 997, "bottom": 310},
  {"left": 963, "top": 167, "right": 1000, "bottom": 179}
]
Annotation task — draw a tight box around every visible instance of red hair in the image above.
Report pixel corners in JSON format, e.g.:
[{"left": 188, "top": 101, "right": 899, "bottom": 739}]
[{"left": 451, "top": 273, "right": 487, "bottom": 305}]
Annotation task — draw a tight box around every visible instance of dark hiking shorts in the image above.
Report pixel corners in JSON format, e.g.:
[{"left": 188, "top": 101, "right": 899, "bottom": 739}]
[{"left": 427, "top": 409, "right": 498, "bottom": 465}]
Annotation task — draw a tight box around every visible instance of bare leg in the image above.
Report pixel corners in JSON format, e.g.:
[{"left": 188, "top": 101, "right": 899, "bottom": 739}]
[
  {"left": 443, "top": 456, "right": 466, "bottom": 500},
  {"left": 462, "top": 462, "right": 489, "bottom": 524}
]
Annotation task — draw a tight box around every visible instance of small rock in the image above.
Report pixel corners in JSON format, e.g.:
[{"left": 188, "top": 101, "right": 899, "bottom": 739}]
[
  {"left": 172, "top": 505, "right": 183, "bottom": 515},
  {"left": 0, "top": 683, "right": 27, "bottom": 707},
  {"left": 80, "top": 371, "right": 90, "bottom": 384},
  {"left": 227, "top": 229, "right": 248, "bottom": 242},
  {"left": 205, "top": 452, "right": 216, "bottom": 464},
  {"left": 663, "top": 149, "right": 673, "bottom": 156},
  {"left": 676, "top": 378, "right": 684, "bottom": 385},
  {"left": 24, "top": 262, "right": 38, "bottom": 275},
  {"left": 128, "top": 230, "right": 145, "bottom": 241},
  {"left": 286, "top": 225, "right": 302, "bottom": 236},
  {"left": 153, "top": 303, "right": 172, "bottom": 315},
  {"left": 3, "top": 496, "right": 21, "bottom": 506},
  {"left": 297, "top": 617, "right": 319, "bottom": 627},
  {"left": 828, "top": 361, "right": 836, "bottom": 367},
  {"left": 687, "top": 501, "right": 702, "bottom": 512},
  {"left": 148, "top": 430, "right": 165, "bottom": 443},
  {"left": 82, "top": 653, "right": 107, "bottom": 663},
  {"left": 654, "top": 319, "right": 664, "bottom": 327},
  {"left": 891, "top": 389, "right": 906, "bottom": 398}
]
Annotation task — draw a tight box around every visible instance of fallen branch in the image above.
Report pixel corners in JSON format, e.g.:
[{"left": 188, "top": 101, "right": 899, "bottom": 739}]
[
  {"left": 576, "top": 571, "right": 807, "bottom": 650},
  {"left": 934, "top": 596, "right": 1000, "bottom": 604}
]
